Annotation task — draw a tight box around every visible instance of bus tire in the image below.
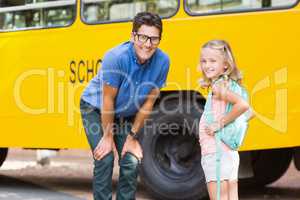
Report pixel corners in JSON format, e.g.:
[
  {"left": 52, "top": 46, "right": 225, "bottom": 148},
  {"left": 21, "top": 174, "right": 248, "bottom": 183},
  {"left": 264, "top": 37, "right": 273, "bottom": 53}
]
[
  {"left": 0, "top": 148, "right": 8, "bottom": 167},
  {"left": 139, "top": 100, "right": 206, "bottom": 200},
  {"left": 243, "top": 148, "right": 292, "bottom": 186}
]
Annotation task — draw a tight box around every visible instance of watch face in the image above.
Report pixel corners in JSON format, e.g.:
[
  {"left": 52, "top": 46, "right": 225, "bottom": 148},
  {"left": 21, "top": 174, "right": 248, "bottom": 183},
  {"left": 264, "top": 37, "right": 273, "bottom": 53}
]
[
  {"left": 130, "top": 131, "right": 138, "bottom": 140},
  {"left": 134, "top": 134, "right": 139, "bottom": 140}
]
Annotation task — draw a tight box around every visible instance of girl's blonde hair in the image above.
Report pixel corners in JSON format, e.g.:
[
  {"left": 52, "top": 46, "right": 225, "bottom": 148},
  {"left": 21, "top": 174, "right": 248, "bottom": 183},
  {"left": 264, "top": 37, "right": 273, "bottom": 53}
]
[{"left": 199, "top": 40, "right": 242, "bottom": 88}]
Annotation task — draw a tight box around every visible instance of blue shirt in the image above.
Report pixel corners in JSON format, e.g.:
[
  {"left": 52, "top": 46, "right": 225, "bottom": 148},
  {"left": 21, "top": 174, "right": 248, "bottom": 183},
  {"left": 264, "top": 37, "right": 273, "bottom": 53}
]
[{"left": 81, "top": 41, "right": 170, "bottom": 117}]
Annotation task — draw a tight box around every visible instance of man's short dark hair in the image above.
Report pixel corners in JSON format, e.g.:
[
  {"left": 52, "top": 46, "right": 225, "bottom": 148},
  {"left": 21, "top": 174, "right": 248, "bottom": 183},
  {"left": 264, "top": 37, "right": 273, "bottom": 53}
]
[{"left": 132, "top": 12, "right": 163, "bottom": 38}]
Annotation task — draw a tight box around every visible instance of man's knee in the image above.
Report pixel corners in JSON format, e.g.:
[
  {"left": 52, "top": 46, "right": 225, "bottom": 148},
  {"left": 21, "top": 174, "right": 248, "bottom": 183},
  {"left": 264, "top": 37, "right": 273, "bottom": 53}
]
[
  {"left": 94, "top": 152, "right": 114, "bottom": 170},
  {"left": 119, "top": 153, "right": 139, "bottom": 173}
]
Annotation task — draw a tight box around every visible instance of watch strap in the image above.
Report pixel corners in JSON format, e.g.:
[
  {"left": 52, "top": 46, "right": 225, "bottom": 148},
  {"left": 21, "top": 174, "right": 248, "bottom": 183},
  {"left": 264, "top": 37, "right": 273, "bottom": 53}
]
[{"left": 129, "top": 130, "right": 139, "bottom": 140}]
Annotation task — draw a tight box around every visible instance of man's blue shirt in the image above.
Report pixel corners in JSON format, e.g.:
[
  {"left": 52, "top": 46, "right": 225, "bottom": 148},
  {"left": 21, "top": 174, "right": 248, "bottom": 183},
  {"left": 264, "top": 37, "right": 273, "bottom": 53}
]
[{"left": 81, "top": 41, "right": 170, "bottom": 117}]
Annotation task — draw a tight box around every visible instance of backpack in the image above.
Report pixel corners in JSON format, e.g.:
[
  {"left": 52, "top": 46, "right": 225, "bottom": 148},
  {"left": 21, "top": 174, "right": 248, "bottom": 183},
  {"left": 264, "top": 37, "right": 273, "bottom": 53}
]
[{"left": 204, "top": 78, "right": 249, "bottom": 150}]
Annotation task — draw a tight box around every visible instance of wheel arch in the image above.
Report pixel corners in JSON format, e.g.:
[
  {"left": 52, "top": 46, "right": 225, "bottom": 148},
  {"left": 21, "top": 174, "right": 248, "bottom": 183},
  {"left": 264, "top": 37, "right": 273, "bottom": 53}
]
[{"left": 156, "top": 90, "right": 206, "bottom": 107}]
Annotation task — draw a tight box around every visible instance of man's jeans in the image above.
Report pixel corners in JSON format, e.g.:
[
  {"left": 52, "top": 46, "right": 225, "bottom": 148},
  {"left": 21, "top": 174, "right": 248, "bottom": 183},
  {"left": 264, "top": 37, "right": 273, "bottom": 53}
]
[{"left": 80, "top": 99, "right": 139, "bottom": 200}]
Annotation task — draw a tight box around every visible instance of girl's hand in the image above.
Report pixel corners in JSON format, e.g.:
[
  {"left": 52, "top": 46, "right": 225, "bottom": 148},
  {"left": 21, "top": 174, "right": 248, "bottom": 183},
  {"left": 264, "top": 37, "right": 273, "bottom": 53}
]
[
  {"left": 204, "top": 125, "right": 215, "bottom": 136},
  {"left": 205, "top": 121, "right": 223, "bottom": 136}
]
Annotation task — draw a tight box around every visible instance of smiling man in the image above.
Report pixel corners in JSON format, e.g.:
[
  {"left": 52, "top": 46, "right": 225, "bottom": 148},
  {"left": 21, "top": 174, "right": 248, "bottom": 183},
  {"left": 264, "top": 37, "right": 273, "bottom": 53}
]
[{"left": 80, "top": 12, "right": 170, "bottom": 200}]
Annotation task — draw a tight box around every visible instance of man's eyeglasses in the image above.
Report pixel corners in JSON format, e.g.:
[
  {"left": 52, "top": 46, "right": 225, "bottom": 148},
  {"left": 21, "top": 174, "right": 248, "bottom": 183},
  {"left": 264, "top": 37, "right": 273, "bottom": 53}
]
[{"left": 134, "top": 33, "right": 160, "bottom": 45}]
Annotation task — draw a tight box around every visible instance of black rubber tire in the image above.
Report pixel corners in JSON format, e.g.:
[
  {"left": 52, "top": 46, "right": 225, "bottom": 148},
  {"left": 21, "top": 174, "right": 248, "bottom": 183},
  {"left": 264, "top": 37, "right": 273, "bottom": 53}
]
[
  {"left": 0, "top": 148, "right": 8, "bottom": 167},
  {"left": 139, "top": 100, "right": 207, "bottom": 200},
  {"left": 293, "top": 147, "right": 300, "bottom": 171},
  {"left": 242, "top": 148, "right": 292, "bottom": 187}
]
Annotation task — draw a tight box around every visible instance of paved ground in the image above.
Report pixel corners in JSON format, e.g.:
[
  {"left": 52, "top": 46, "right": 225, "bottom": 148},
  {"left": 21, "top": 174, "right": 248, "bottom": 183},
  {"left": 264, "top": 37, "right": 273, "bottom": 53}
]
[
  {"left": 0, "top": 149, "right": 150, "bottom": 200},
  {"left": 0, "top": 175, "right": 85, "bottom": 200},
  {"left": 0, "top": 149, "right": 300, "bottom": 200}
]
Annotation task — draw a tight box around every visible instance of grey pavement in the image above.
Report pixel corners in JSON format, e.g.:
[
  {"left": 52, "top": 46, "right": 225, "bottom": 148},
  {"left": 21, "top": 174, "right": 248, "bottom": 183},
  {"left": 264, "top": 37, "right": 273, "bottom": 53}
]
[{"left": 0, "top": 175, "right": 85, "bottom": 200}]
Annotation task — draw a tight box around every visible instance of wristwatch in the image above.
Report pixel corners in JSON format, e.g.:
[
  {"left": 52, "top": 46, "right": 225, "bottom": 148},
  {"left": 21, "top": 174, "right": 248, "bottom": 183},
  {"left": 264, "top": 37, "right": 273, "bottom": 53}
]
[{"left": 129, "top": 130, "right": 139, "bottom": 140}]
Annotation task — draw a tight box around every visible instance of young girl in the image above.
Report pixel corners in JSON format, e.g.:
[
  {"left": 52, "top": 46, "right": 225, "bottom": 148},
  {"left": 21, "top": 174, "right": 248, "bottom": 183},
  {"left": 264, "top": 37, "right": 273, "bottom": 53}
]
[{"left": 198, "top": 40, "right": 252, "bottom": 200}]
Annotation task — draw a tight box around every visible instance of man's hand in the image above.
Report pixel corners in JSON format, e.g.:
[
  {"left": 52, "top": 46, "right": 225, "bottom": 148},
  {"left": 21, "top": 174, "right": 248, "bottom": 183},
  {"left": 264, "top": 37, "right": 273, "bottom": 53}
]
[
  {"left": 121, "top": 135, "right": 143, "bottom": 161},
  {"left": 93, "top": 134, "right": 116, "bottom": 160}
]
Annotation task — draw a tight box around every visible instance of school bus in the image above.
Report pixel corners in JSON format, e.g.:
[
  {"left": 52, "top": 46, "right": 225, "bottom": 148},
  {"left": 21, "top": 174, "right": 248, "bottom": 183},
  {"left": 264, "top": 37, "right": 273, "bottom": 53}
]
[{"left": 1, "top": 0, "right": 300, "bottom": 199}]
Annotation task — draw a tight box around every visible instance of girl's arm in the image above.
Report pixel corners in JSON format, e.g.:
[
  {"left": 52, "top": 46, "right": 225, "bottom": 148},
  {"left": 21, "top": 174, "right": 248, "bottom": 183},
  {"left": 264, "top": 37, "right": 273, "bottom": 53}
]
[
  {"left": 207, "top": 83, "right": 250, "bottom": 134},
  {"left": 245, "top": 107, "right": 255, "bottom": 121}
]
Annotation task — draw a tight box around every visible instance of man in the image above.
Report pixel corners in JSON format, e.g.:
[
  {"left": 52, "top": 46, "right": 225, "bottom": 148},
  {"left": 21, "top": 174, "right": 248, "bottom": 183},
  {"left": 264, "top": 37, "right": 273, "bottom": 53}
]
[{"left": 80, "top": 12, "right": 170, "bottom": 200}]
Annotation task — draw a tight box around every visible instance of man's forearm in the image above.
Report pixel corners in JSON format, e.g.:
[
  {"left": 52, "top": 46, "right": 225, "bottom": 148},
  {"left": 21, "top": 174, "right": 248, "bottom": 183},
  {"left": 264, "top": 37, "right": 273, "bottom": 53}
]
[
  {"left": 101, "top": 96, "right": 115, "bottom": 137},
  {"left": 131, "top": 89, "right": 160, "bottom": 134},
  {"left": 131, "top": 100, "right": 155, "bottom": 134}
]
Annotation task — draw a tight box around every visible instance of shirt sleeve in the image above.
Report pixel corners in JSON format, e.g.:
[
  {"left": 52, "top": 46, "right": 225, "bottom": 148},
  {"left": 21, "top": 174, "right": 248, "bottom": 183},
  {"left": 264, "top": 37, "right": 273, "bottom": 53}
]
[
  {"left": 156, "top": 57, "right": 170, "bottom": 89},
  {"left": 99, "top": 52, "right": 123, "bottom": 88}
]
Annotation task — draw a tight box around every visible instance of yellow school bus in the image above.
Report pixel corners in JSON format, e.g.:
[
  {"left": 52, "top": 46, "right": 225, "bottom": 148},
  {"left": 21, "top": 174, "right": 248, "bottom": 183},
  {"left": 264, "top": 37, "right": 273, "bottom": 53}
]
[{"left": 1, "top": 0, "right": 300, "bottom": 199}]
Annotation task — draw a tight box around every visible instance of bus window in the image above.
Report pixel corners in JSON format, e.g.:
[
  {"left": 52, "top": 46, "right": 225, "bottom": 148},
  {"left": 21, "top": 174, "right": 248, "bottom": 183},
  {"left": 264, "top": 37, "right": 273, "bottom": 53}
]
[
  {"left": 185, "top": 0, "right": 298, "bottom": 14},
  {"left": 81, "top": 0, "right": 178, "bottom": 24},
  {"left": 0, "top": 0, "right": 76, "bottom": 32}
]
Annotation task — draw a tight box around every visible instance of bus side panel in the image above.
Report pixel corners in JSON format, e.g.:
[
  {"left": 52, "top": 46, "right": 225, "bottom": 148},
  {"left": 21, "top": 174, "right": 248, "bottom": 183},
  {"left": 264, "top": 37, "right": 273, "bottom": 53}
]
[{"left": 1, "top": 5, "right": 300, "bottom": 149}]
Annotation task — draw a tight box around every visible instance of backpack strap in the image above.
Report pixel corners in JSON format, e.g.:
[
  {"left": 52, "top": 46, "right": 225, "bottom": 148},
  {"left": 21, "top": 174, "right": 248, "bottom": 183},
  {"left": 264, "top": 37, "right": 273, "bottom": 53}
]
[{"left": 216, "top": 133, "right": 222, "bottom": 200}]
